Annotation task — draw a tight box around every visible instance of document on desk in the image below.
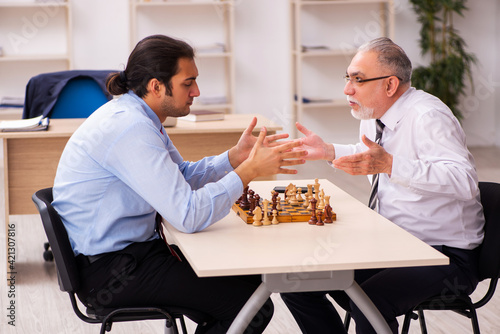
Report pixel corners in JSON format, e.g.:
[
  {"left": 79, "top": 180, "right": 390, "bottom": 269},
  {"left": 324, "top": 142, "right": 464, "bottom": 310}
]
[{"left": 0, "top": 115, "right": 49, "bottom": 132}]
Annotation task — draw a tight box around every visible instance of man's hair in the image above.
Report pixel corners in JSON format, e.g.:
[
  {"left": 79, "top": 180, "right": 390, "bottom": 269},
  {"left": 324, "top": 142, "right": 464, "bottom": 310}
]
[
  {"left": 358, "top": 37, "right": 412, "bottom": 84},
  {"left": 106, "top": 34, "right": 195, "bottom": 97}
]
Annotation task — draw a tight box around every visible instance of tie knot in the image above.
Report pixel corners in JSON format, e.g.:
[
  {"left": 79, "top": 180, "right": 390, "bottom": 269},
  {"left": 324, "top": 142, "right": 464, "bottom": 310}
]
[
  {"left": 376, "top": 119, "right": 385, "bottom": 132},
  {"left": 374, "top": 119, "right": 385, "bottom": 145}
]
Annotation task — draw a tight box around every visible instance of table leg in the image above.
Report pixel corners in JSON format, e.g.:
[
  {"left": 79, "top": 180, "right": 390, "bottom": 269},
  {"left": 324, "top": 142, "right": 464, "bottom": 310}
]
[
  {"left": 345, "top": 281, "right": 392, "bottom": 334},
  {"left": 227, "top": 283, "right": 271, "bottom": 334}
]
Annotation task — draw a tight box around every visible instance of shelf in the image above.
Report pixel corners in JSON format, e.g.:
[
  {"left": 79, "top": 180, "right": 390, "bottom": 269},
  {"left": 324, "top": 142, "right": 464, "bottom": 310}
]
[
  {"left": 134, "top": 0, "right": 232, "bottom": 7},
  {"left": 196, "top": 51, "right": 232, "bottom": 58},
  {"left": 130, "top": 0, "right": 235, "bottom": 114},
  {"left": 294, "top": 100, "right": 349, "bottom": 109},
  {"left": 0, "top": 1, "right": 68, "bottom": 7},
  {"left": 291, "top": 0, "right": 394, "bottom": 133},
  {"left": 293, "top": 0, "right": 391, "bottom": 5},
  {"left": 0, "top": 54, "right": 70, "bottom": 62},
  {"left": 293, "top": 49, "right": 357, "bottom": 57}
]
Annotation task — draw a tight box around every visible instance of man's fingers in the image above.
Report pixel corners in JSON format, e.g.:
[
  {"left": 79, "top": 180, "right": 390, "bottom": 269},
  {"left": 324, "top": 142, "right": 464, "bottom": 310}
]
[
  {"left": 243, "top": 117, "right": 258, "bottom": 136},
  {"left": 295, "top": 122, "right": 313, "bottom": 136},
  {"left": 362, "top": 134, "right": 380, "bottom": 148},
  {"left": 264, "top": 133, "right": 289, "bottom": 144},
  {"left": 255, "top": 126, "right": 267, "bottom": 146}
]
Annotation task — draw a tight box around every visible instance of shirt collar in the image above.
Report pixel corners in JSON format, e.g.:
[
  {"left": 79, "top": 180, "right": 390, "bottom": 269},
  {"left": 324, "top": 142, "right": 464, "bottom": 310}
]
[
  {"left": 127, "top": 90, "right": 164, "bottom": 134},
  {"left": 379, "top": 87, "right": 415, "bottom": 131}
]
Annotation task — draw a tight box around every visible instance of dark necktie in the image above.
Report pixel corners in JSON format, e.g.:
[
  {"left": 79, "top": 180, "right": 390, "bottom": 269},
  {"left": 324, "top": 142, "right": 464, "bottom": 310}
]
[{"left": 368, "top": 119, "right": 385, "bottom": 210}]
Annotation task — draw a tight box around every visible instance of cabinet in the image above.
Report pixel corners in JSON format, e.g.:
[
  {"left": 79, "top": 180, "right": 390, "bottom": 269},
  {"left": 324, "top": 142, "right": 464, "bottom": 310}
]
[
  {"left": 0, "top": 0, "right": 72, "bottom": 103},
  {"left": 291, "top": 0, "right": 394, "bottom": 129},
  {"left": 129, "top": 0, "right": 235, "bottom": 114}
]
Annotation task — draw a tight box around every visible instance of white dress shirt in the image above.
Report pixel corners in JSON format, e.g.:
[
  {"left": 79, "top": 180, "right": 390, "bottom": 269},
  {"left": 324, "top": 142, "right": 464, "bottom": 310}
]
[{"left": 334, "top": 87, "right": 484, "bottom": 250}]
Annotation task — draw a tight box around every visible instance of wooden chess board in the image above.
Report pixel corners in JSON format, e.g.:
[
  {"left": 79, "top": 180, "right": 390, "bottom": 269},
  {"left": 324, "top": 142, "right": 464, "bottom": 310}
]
[{"left": 233, "top": 200, "right": 318, "bottom": 224}]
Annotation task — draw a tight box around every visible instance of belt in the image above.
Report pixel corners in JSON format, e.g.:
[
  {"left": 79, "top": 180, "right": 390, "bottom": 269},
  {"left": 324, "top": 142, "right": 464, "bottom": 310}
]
[{"left": 76, "top": 253, "right": 107, "bottom": 267}]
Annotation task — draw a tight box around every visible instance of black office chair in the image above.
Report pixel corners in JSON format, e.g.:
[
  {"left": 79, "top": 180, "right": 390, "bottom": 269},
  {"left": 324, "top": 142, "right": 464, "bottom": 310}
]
[
  {"left": 400, "top": 181, "right": 500, "bottom": 334},
  {"left": 343, "top": 181, "right": 500, "bottom": 334},
  {"left": 33, "top": 187, "right": 210, "bottom": 334}
]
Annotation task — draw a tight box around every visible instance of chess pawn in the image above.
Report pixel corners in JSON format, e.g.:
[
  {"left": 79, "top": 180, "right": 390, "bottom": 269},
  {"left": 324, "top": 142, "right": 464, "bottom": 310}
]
[
  {"left": 296, "top": 187, "right": 304, "bottom": 202},
  {"left": 252, "top": 206, "right": 263, "bottom": 226},
  {"left": 316, "top": 211, "right": 324, "bottom": 226},
  {"left": 288, "top": 187, "right": 298, "bottom": 206},
  {"left": 302, "top": 194, "right": 310, "bottom": 208},
  {"left": 276, "top": 195, "right": 282, "bottom": 211},
  {"left": 272, "top": 209, "right": 279, "bottom": 225}
]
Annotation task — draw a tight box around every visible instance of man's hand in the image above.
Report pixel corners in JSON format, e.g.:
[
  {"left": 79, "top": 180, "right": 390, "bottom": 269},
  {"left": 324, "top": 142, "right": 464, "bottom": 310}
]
[
  {"left": 332, "top": 135, "right": 393, "bottom": 176},
  {"left": 235, "top": 127, "right": 307, "bottom": 187},
  {"left": 228, "top": 117, "right": 292, "bottom": 168},
  {"left": 295, "top": 122, "right": 335, "bottom": 161}
]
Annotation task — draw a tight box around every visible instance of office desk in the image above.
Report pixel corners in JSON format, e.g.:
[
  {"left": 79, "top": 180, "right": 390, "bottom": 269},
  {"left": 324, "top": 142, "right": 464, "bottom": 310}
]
[
  {"left": 164, "top": 179, "right": 449, "bottom": 334},
  {"left": 0, "top": 114, "right": 281, "bottom": 270}
]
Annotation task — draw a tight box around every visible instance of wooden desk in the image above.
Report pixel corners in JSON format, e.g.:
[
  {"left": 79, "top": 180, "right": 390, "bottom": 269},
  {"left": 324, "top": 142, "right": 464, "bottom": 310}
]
[
  {"left": 164, "top": 179, "right": 449, "bottom": 334},
  {"left": 0, "top": 114, "right": 281, "bottom": 245}
]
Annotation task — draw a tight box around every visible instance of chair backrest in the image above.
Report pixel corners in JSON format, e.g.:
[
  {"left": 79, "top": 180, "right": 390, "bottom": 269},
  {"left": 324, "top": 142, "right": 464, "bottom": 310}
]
[
  {"left": 50, "top": 77, "right": 109, "bottom": 118},
  {"left": 32, "top": 188, "right": 81, "bottom": 292},
  {"left": 477, "top": 182, "right": 500, "bottom": 280},
  {"left": 22, "top": 70, "right": 114, "bottom": 119}
]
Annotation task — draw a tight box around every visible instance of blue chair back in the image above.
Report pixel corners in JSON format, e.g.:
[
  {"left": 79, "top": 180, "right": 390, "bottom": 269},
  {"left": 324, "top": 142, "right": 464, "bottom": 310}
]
[{"left": 50, "top": 77, "right": 109, "bottom": 118}]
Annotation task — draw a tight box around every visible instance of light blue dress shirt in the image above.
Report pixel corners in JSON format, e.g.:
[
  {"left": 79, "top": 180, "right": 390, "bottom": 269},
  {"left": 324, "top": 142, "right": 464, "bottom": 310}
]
[{"left": 53, "top": 92, "right": 243, "bottom": 256}]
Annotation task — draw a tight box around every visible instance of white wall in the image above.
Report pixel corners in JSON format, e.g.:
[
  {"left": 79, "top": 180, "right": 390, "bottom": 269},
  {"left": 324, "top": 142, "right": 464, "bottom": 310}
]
[
  {"left": 232, "top": 0, "right": 499, "bottom": 146},
  {"left": 2, "top": 0, "right": 498, "bottom": 146}
]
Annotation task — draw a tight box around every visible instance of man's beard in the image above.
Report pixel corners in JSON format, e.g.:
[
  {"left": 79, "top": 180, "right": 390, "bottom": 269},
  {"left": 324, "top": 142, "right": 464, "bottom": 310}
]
[{"left": 347, "top": 97, "right": 374, "bottom": 120}]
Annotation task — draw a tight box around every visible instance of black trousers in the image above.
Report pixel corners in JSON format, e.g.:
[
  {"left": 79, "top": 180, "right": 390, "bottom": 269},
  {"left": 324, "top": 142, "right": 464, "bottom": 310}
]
[
  {"left": 281, "top": 245, "right": 479, "bottom": 334},
  {"left": 76, "top": 239, "right": 274, "bottom": 334}
]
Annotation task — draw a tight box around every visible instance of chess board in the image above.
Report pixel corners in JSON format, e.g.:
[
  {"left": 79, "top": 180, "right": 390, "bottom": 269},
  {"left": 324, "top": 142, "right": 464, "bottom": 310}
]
[{"left": 233, "top": 200, "right": 317, "bottom": 224}]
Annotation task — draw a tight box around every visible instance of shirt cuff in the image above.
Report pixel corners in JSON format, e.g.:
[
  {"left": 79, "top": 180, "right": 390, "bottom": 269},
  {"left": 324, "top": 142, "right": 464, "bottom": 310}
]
[
  {"left": 218, "top": 170, "right": 244, "bottom": 202},
  {"left": 213, "top": 150, "right": 235, "bottom": 179},
  {"left": 333, "top": 144, "right": 354, "bottom": 160}
]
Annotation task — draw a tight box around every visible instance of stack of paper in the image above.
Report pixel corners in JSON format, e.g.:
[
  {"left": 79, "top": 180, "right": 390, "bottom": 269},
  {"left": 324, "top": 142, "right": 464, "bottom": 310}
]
[{"left": 0, "top": 115, "right": 49, "bottom": 132}]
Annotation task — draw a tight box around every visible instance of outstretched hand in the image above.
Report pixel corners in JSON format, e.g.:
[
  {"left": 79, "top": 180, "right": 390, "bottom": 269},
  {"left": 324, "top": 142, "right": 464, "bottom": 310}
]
[
  {"left": 295, "top": 122, "right": 335, "bottom": 161},
  {"left": 332, "top": 135, "right": 393, "bottom": 175},
  {"left": 235, "top": 127, "right": 307, "bottom": 186},
  {"left": 229, "top": 117, "right": 292, "bottom": 168}
]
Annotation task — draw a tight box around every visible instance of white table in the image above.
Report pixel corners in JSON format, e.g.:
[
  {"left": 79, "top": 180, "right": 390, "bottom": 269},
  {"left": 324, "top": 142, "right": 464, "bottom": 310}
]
[{"left": 164, "top": 179, "right": 449, "bottom": 334}]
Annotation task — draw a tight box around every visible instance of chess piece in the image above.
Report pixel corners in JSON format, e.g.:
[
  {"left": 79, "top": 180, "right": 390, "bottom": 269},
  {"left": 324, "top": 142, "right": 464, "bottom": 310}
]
[
  {"left": 317, "top": 189, "right": 325, "bottom": 211},
  {"left": 307, "top": 184, "right": 313, "bottom": 199},
  {"left": 316, "top": 211, "right": 324, "bottom": 226},
  {"left": 296, "top": 187, "right": 304, "bottom": 202},
  {"left": 314, "top": 179, "right": 320, "bottom": 202},
  {"left": 288, "top": 185, "right": 298, "bottom": 205},
  {"left": 239, "top": 186, "right": 250, "bottom": 210},
  {"left": 272, "top": 209, "right": 279, "bottom": 225},
  {"left": 324, "top": 205, "right": 333, "bottom": 224},
  {"left": 276, "top": 195, "right": 282, "bottom": 211},
  {"left": 308, "top": 198, "right": 318, "bottom": 225},
  {"left": 254, "top": 194, "right": 261, "bottom": 211},
  {"left": 271, "top": 190, "right": 279, "bottom": 211},
  {"left": 302, "top": 194, "right": 310, "bottom": 208},
  {"left": 262, "top": 199, "right": 271, "bottom": 225},
  {"left": 252, "top": 206, "right": 263, "bottom": 226}
]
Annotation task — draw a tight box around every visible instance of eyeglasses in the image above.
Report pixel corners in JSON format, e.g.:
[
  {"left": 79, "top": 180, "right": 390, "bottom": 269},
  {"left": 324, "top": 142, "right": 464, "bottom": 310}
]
[{"left": 343, "top": 74, "right": 401, "bottom": 86}]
